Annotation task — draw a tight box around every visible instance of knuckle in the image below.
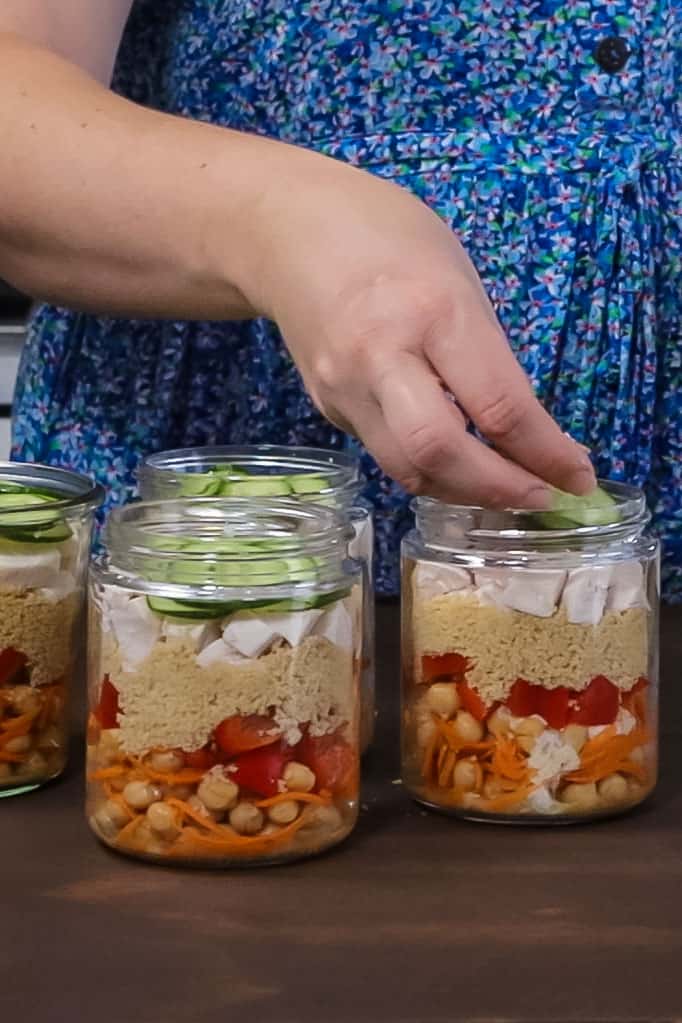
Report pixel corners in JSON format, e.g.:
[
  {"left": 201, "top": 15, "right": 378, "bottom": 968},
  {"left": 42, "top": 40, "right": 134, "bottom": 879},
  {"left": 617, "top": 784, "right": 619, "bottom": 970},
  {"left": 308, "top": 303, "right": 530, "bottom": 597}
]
[
  {"left": 394, "top": 470, "right": 427, "bottom": 495},
  {"left": 402, "top": 422, "right": 451, "bottom": 476},
  {"left": 474, "top": 390, "right": 529, "bottom": 443}
]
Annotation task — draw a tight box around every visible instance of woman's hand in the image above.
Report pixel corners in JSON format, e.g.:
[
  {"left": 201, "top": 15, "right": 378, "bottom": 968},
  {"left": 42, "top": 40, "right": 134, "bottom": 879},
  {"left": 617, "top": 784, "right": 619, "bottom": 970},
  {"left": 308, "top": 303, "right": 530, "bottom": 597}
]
[{"left": 245, "top": 151, "right": 595, "bottom": 509}]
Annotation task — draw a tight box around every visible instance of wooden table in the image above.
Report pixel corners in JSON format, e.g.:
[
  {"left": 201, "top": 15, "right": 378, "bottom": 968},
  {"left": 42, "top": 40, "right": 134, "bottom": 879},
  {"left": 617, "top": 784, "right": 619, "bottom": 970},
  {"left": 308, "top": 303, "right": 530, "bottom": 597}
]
[{"left": 2, "top": 602, "right": 681, "bottom": 1023}]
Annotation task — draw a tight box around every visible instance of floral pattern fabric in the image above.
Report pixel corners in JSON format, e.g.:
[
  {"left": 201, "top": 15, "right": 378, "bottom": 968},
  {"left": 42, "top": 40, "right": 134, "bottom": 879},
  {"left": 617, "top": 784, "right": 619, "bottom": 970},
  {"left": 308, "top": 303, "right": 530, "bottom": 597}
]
[{"left": 12, "top": 0, "right": 682, "bottom": 599}]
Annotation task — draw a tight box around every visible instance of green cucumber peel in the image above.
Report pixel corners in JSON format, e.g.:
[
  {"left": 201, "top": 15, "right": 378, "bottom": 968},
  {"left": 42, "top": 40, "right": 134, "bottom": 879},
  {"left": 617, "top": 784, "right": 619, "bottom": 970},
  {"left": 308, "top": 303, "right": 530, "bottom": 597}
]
[
  {"left": 0, "top": 484, "right": 72, "bottom": 543},
  {"left": 532, "top": 485, "right": 620, "bottom": 530},
  {"left": 147, "top": 586, "right": 349, "bottom": 621}
]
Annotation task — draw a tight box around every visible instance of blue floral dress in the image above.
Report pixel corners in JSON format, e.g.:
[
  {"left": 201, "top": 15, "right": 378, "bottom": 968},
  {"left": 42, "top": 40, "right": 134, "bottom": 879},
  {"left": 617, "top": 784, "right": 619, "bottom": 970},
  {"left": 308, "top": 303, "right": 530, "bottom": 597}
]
[{"left": 12, "top": 0, "right": 682, "bottom": 599}]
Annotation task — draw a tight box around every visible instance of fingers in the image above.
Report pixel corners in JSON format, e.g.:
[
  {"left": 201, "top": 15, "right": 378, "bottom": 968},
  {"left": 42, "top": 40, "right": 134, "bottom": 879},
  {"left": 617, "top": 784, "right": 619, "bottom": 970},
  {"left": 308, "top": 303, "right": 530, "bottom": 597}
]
[
  {"left": 365, "top": 353, "right": 554, "bottom": 508},
  {"left": 424, "top": 286, "right": 596, "bottom": 496}
]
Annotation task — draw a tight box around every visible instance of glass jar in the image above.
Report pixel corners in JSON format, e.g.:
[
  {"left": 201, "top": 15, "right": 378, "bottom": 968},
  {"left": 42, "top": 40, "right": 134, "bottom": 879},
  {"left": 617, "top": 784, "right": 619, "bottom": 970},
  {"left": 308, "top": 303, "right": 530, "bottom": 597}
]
[
  {"left": 86, "top": 497, "right": 362, "bottom": 866},
  {"left": 0, "top": 462, "right": 103, "bottom": 796},
  {"left": 401, "top": 483, "right": 659, "bottom": 824},
  {"left": 138, "top": 444, "right": 376, "bottom": 750}
]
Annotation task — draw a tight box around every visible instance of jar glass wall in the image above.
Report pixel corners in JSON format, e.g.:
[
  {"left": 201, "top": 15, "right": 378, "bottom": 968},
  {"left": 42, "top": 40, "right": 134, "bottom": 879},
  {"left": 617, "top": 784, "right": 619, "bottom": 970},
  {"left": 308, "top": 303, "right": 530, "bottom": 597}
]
[
  {"left": 138, "top": 444, "right": 376, "bottom": 750},
  {"left": 401, "top": 484, "right": 659, "bottom": 824},
  {"left": 86, "top": 497, "right": 362, "bottom": 866},
  {"left": 0, "top": 462, "right": 103, "bottom": 796}
]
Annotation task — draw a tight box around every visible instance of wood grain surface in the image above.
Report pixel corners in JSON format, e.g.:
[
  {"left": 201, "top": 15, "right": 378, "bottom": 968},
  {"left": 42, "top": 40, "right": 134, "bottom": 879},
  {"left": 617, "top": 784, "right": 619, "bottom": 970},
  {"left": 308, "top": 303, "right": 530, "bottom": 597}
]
[{"left": 1, "top": 601, "right": 680, "bottom": 1023}]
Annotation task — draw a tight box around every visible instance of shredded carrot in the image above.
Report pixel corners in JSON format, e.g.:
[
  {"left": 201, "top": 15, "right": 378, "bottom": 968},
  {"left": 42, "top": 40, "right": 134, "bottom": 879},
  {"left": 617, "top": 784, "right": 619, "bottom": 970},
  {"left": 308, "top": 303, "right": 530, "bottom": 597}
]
[
  {"left": 566, "top": 726, "right": 650, "bottom": 784},
  {"left": 171, "top": 815, "right": 308, "bottom": 857},
  {"left": 433, "top": 716, "right": 495, "bottom": 755},
  {"left": 0, "top": 749, "right": 26, "bottom": 763},
  {"left": 166, "top": 797, "right": 228, "bottom": 836},
  {"left": 490, "top": 736, "right": 529, "bottom": 784},
  {"left": 116, "top": 814, "right": 146, "bottom": 845},
  {"left": 0, "top": 712, "right": 38, "bottom": 742},
  {"left": 421, "top": 730, "right": 439, "bottom": 782},
  {"left": 438, "top": 749, "right": 457, "bottom": 788},
  {"left": 255, "top": 791, "right": 331, "bottom": 808},
  {"left": 476, "top": 783, "right": 535, "bottom": 813},
  {"left": 139, "top": 767, "right": 207, "bottom": 785},
  {"left": 88, "top": 765, "right": 128, "bottom": 781}
]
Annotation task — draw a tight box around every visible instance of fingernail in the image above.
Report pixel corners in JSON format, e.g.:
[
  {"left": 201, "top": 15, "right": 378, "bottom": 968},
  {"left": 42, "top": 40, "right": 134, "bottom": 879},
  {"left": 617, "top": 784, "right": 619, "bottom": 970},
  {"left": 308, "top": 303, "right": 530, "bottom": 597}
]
[
  {"left": 566, "top": 464, "right": 597, "bottom": 496},
  {"left": 524, "top": 485, "right": 553, "bottom": 510}
]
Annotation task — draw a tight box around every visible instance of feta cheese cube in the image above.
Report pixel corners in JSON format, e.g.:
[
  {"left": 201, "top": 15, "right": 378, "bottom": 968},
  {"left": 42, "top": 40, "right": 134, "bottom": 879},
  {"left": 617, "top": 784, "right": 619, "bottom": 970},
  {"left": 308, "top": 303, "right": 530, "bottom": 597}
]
[
  {"left": 606, "top": 562, "right": 649, "bottom": 612},
  {"left": 38, "top": 570, "right": 77, "bottom": 603},
  {"left": 525, "top": 785, "right": 560, "bottom": 815},
  {"left": 349, "top": 517, "right": 373, "bottom": 577},
  {"left": 313, "top": 600, "right": 353, "bottom": 651},
  {"left": 500, "top": 569, "right": 566, "bottom": 617},
  {"left": 195, "top": 638, "right": 247, "bottom": 668},
  {"left": 0, "top": 548, "right": 62, "bottom": 590},
  {"left": 161, "top": 619, "right": 221, "bottom": 653},
  {"left": 110, "top": 595, "right": 162, "bottom": 669},
  {"left": 528, "top": 730, "right": 580, "bottom": 786},
  {"left": 222, "top": 609, "right": 322, "bottom": 657},
  {"left": 588, "top": 707, "right": 636, "bottom": 740},
  {"left": 414, "top": 561, "right": 473, "bottom": 599},
  {"left": 561, "top": 566, "right": 612, "bottom": 625}
]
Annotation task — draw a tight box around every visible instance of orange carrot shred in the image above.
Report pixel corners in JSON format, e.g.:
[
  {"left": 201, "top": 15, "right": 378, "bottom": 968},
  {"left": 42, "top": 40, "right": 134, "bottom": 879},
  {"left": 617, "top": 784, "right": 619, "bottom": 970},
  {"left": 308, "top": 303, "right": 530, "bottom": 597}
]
[{"left": 255, "top": 791, "right": 331, "bottom": 808}]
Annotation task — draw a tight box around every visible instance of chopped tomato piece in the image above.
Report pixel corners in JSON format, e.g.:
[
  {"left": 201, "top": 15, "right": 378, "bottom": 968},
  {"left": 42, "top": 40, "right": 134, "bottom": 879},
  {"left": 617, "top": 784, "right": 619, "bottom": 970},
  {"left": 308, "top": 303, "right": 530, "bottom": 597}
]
[
  {"left": 457, "top": 682, "right": 491, "bottom": 722},
  {"left": 0, "top": 647, "right": 28, "bottom": 686},
  {"left": 230, "top": 743, "right": 294, "bottom": 798},
  {"left": 623, "top": 676, "right": 649, "bottom": 719},
  {"left": 537, "top": 686, "right": 571, "bottom": 729},
  {"left": 214, "top": 714, "right": 281, "bottom": 757},
  {"left": 506, "top": 679, "right": 539, "bottom": 718},
  {"left": 184, "top": 746, "right": 219, "bottom": 770},
  {"left": 570, "top": 675, "right": 619, "bottom": 726},
  {"left": 421, "top": 652, "right": 468, "bottom": 682},
  {"left": 94, "top": 675, "right": 120, "bottom": 729},
  {"left": 296, "top": 730, "right": 357, "bottom": 795}
]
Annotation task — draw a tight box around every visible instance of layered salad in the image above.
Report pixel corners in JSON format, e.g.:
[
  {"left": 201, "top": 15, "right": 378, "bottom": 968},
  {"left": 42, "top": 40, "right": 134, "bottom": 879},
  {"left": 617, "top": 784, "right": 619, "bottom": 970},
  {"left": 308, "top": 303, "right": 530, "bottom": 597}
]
[
  {"left": 0, "top": 481, "right": 84, "bottom": 792},
  {"left": 402, "top": 490, "right": 656, "bottom": 820},
  {"left": 138, "top": 450, "right": 376, "bottom": 749},
  {"left": 87, "top": 532, "right": 361, "bottom": 864}
]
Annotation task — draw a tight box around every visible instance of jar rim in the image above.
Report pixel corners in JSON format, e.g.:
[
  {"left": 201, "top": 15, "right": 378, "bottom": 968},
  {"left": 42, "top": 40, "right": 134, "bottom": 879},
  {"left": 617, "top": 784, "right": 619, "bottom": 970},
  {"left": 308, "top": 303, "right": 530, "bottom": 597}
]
[
  {"left": 138, "top": 444, "right": 361, "bottom": 500},
  {"left": 413, "top": 479, "right": 649, "bottom": 550},
  {"left": 0, "top": 460, "right": 104, "bottom": 522}
]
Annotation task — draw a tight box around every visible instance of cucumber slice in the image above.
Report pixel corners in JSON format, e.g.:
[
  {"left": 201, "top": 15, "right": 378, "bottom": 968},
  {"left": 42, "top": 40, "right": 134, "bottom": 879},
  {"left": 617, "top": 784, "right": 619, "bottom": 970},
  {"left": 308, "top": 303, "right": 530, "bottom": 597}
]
[
  {"left": 178, "top": 473, "right": 223, "bottom": 497},
  {"left": 228, "top": 477, "right": 293, "bottom": 497},
  {"left": 0, "top": 486, "right": 72, "bottom": 542},
  {"left": 534, "top": 486, "right": 620, "bottom": 529},
  {"left": 147, "top": 586, "right": 350, "bottom": 620},
  {"left": 287, "top": 473, "right": 331, "bottom": 495}
]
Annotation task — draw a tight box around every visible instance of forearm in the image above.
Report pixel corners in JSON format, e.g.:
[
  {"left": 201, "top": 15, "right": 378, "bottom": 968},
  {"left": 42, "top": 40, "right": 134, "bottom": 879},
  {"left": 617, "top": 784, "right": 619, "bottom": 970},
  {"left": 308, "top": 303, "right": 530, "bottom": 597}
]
[{"left": 0, "top": 33, "right": 311, "bottom": 320}]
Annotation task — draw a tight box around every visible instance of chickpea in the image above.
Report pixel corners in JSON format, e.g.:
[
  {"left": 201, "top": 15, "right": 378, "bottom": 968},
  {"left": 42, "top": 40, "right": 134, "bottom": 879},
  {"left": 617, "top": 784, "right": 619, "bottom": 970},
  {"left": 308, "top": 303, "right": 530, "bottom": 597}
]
[
  {"left": 134, "top": 822, "right": 168, "bottom": 856},
  {"left": 559, "top": 782, "right": 599, "bottom": 811},
  {"left": 123, "top": 780, "right": 159, "bottom": 811},
  {"left": 146, "top": 801, "right": 182, "bottom": 841},
  {"left": 483, "top": 776, "right": 503, "bottom": 800},
  {"left": 452, "top": 711, "right": 484, "bottom": 744},
  {"left": 453, "top": 758, "right": 479, "bottom": 792},
  {"left": 514, "top": 716, "right": 545, "bottom": 754},
  {"left": 148, "top": 749, "right": 184, "bottom": 774},
  {"left": 37, "top": 725, "right": 63, "bottom": 752},
  {"left": 229, "top": 801, "right": 264, "bottom": 836},
  {"left": 187, "top": 794, "right": 223, "bottom": 823},
  {"left": 487, "top": 706, "right": 512, "bottom": 739},
  {"left": 268, "top": 800, "right": 300, "bottom": 826},
  {"left": 299, "top": 802, "right": 345, "bottom": 834},
  {"left": 426, "top": 683, "right": 460, "bottom": 719},
  {"left": 197, "top": 773, "right": 239, "bottom": 812},
  {"left": 563, "top": 724, "right": 588, "bottom": 753},
  {"left": 9, "top": 686, "right": 40, "bottom": 716},
  {"left": 20, "top": 751, "right": 48, "bottom": 777},
  {"left": 92, "top": 799, "right": 129, "bottom": 839},
  {"left": 416, "top": 717, "right": 436, "bottom": 749},
  {"left": 160, "top": 783, "right": 193, "bottom": 801},
  {"left": 5, "top": 733, "right": 32, "bottom": 755},
  {"left": 629, "top": 746, "right": 645, "bottom": 765},
  {"left": 98, "top": 729, "right": 124, "bottom": 766},
  {"left": 598, "top": 773, "right": 629, "bottom": 804},
  {"left": 282, "top": 761, "right": 316, "bottom": 793}
]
